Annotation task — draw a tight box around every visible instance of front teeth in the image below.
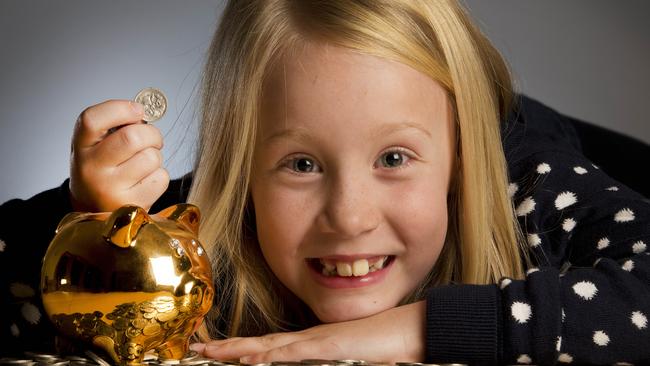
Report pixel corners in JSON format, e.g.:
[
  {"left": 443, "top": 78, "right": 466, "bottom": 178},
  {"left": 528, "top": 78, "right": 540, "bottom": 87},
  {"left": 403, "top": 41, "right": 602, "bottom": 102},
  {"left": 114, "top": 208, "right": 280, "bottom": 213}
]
[
  {"left": 320, "top": 256, "right": 388, "bottom": 277},
  {"left": 352, "top": 259, "right": 369, "bottom": 276},
  {"left": 337, "top": 262, "right": 353, "bottom": 276}
]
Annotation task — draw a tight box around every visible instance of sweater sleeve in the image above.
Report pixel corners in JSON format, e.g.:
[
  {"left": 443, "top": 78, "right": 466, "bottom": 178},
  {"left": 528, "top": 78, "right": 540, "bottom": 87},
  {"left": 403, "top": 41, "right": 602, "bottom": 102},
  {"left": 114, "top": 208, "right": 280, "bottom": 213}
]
[
  {"left": 425, "top": 147, "right": 650, "bottom": 364},
  {"left": 0, "top": 179, "right": 75, "bottom": 354}
]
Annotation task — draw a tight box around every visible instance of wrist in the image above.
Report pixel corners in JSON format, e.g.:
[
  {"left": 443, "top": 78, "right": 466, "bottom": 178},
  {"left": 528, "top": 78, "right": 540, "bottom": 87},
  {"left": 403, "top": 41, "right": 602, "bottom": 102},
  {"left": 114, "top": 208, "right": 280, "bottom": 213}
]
[
  {"left": 386, "top": 301, "right": 426, "bottom": 362},
  {"left": 67, "top": 180, "right": 93, "bottom": 212}
]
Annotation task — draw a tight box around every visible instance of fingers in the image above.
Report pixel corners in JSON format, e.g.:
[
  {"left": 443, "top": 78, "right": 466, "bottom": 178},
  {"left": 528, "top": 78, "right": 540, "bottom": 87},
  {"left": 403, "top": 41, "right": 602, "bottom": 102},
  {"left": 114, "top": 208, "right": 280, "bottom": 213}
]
[
  {"left": 129, "top": 167, "right": 170, "bottom": 205},
  {"left": 73, "top": 99, "right": 145, "bottom": 151},
  {"left": 69, "top": 99, "right": 169, "bottom": 212},
  {"left": 239, "top": 341, "right": 335, "bottom": 364},
  {"left": 201, "top": 333, "right": 302, "bottom": 361},
  {"left": 84, "top": 118, "right": 163, "bottom": 167}
]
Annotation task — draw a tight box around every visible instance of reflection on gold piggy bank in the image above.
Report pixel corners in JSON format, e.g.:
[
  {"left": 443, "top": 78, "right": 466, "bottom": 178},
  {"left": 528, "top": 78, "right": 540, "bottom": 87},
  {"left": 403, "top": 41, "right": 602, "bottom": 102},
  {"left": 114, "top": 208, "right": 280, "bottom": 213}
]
[{"left": 41, "top": 204, "right": 214, "bottom": 365}]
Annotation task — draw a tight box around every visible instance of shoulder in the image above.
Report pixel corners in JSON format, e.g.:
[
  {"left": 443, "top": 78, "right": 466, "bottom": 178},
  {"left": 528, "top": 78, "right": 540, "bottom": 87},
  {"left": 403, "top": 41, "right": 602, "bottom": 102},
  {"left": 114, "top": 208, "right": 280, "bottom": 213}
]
[{"left": 501, "top": 94, "right": 583, "bottom": 168}]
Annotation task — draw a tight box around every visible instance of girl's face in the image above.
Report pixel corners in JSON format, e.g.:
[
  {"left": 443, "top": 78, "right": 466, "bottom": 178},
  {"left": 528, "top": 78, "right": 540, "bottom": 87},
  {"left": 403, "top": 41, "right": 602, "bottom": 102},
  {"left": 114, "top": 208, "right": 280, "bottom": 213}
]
[{"left": 251, "top": 42, "right": 455, "bottom": 323}]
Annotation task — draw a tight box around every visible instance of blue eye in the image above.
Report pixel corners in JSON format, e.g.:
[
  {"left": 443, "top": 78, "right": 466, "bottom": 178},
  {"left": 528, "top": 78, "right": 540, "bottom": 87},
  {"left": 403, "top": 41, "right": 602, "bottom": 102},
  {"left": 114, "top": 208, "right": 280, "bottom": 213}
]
[
  {"left": 378, "top": 150, "right": 409, "bottom": 168},
  {"left": 286, "top": 157, "right": 321, "bottom": 173}
]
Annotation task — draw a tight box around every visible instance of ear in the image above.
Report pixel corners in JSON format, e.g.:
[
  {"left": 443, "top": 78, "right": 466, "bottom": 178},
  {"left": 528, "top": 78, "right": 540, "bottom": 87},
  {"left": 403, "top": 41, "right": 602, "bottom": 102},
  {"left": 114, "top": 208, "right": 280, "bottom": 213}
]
[
  {"left": 103, "top": 205, "right": 152, "bottom": 248},
  {"left": 155, "top": 204, "right": 201, "bottom": 235}
]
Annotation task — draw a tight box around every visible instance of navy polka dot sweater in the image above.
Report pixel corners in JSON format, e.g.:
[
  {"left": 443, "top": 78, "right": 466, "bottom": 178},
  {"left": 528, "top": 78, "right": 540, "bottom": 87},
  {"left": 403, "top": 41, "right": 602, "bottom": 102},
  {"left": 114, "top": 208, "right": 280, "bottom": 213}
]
[{"left": 1, "top": 95, "right": 648, "bottom": 364}]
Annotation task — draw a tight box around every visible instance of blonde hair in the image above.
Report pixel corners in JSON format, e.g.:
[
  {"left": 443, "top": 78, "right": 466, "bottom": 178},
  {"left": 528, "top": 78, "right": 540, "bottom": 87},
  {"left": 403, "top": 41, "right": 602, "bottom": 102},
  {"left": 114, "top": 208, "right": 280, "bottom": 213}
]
[{"left": 189, "top": 0, "right": 527, "bottom": 340}]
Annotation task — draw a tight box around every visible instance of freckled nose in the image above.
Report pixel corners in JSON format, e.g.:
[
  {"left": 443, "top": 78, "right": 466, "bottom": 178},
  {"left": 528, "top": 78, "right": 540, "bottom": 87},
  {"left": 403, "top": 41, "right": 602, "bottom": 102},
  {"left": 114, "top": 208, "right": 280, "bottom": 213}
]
[{"left": 318, "top": 175, "right": 380, "bottom": 238}]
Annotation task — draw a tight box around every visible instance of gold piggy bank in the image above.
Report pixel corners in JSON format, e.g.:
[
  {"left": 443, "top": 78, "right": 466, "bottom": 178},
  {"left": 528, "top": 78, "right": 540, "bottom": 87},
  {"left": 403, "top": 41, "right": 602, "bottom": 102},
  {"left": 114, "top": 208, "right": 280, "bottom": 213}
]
[{"left": 40, "top": 204, "right": 214, "bottom": 365}]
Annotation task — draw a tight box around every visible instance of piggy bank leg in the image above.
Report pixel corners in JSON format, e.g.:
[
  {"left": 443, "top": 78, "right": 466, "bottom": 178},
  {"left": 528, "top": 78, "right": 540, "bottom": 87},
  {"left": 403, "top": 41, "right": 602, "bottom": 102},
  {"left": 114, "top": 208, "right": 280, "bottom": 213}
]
[
  {"left": 156, "top": 336, "right": 189, "bottom": 361},
  {"left": 93, "top": 335, "right": 129, "bottom": 365}
]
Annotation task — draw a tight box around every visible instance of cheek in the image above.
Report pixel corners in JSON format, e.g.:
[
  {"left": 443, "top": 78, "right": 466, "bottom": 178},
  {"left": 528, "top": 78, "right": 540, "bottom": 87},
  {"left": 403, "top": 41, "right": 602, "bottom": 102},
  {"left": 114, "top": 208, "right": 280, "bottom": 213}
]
[
  {"left": 389, "top": 178, "right": 449, "bottom": 273},
  {"left": 251, "top": 184, "right": 313, "bottom": 273}
]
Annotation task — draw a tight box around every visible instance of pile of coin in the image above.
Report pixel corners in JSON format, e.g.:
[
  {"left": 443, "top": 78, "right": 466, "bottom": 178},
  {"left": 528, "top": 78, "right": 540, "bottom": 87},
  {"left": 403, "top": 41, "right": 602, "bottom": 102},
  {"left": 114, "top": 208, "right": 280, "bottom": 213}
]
[{"left": 1, "top": 352, "right": 469, "bottom": 366}]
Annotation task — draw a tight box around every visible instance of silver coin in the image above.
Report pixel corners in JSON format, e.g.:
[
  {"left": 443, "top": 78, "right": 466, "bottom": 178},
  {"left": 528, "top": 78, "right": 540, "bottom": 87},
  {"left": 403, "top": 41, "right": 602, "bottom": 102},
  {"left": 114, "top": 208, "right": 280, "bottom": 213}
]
[
  {"left": 179, "top": 360, "right": 212, "bottom": 366},
  {"left": 24, "top": 354, "right": 57, "bottom": 360},
  {"left": 300, "top": 360, "right": 338, "bottom": 366},
  {"left": 134, "top": 87, "right": 167, "bottom": 123},
  {"left": 0, "top": 360, "right": 36, "bottom": 365},
  {"left": 63, "top": 358, "right": 87, "bottom": 363},
  {"left": 160, "top": 360, "right": 181, "bottom": 365},
  {"left": 83, "top": 352, "right": 110, "bottom": 366}
]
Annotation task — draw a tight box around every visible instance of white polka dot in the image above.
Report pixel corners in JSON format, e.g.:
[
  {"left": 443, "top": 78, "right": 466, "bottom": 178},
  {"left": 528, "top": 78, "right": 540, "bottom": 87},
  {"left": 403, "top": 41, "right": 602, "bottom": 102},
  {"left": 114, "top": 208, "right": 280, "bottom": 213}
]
[
  {"left": 556, "top": 336, "right": 562, "bottom": 351},
  {"left": 10, "top": 323, "right": 19, "bottom": 337},
  {"left": 537, "top": 162, "right": 551, "bottom": 174},
  {"left": 622, "top": 260, "right": 634, "bottom": 272},
  {"left": 562, "top": 308, "right": 566, "bottom": 322},
  {"left": 517, "top": 354, "right": 532, "bottom": 364},
  {"left": 21, "top": 302, "right": 41, "bottom": 325},
  {"left": 10, "top": 282, "right": 35, "bottom": 298},
  {"left": 555, "top": 191, "right": 577, "bottom": 210},
  {"left": 500, "top": 278, "right": 512, "bottom": 289},
  {"left": 0, "top": 238, "right": 5, "bottom": 252},
  {"left": 573, "top": 281, "right": 598, "bottom": 300},
  {"left": 631, "top": 311, "right": 647, "bottom": 329},
  {"left": 597, "top": 237, "right": 610, "bottom": 250},
  {"left": 511, "top": 301, "right": 532, "bottom": 324},
  {"left": 606, "top": 186, "right": 619, "bottom": 191},
  {"left": 614, "top": 208, "right": 635, "bottom": 222},
  {"left": 527, "top": 233, "right": 542, "bottom": 248},
  {"left": 632, "top": 241, "right": 647, "bottom": 254},
  {"left": 558, "top": 353, "right": 573, "bottom": 363},
  {"left": 562, "top": 218, "right": 576, "bottom": 232},
  {"left": 516, "top": 197, "right": 536, "bottom": 216},
  {"left": 508, "top": 182, "right": 519, "bottom": 198},
  {"left": 593, "top": 330, "right": 610, "bottom": 346},
  {"left": 526, "top": 267, "right": 539, "bottom": 275},
  {"left": 573, "top": 166, "right": 588, "bottom": 174}
]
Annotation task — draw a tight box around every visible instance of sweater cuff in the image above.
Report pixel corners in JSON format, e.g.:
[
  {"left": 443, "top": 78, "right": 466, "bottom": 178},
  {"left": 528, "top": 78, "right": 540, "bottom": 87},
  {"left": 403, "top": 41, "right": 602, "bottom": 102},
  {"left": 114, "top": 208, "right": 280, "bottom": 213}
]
[{"left": 425, "top": 284, "right": 502, "bottom": 364}]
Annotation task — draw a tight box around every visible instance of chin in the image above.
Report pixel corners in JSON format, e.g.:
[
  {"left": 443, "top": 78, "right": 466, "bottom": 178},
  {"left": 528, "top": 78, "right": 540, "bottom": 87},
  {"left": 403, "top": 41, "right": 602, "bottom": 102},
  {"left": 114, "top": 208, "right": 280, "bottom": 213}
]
[{"left": 309, "top": 298, "right": 394, "bottom": 323}]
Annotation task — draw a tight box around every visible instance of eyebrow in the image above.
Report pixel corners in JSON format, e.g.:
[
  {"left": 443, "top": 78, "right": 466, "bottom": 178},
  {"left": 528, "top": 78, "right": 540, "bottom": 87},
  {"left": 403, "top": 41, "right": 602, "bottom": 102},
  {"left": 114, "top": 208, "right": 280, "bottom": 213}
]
[{"left": 262, "top": 121, "right": 432, "bottom": 144}]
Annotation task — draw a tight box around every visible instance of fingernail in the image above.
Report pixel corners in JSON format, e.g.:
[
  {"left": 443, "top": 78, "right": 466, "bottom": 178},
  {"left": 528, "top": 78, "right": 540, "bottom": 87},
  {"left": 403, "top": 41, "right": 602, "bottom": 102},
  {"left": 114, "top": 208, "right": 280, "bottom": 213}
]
[
  {"left": 190, "top": 343, "right": 206, "bottom": 353},
  {"left": 131, "top": 101, "right": 144, "bottom": 115}
]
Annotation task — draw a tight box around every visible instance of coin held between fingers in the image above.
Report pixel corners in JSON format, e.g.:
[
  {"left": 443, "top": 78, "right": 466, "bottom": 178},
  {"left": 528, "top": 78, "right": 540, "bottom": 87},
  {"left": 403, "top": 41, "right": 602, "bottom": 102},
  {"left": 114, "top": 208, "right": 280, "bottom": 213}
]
[{"left": 134, "top": 87, "right": 167, "bottom": 123}]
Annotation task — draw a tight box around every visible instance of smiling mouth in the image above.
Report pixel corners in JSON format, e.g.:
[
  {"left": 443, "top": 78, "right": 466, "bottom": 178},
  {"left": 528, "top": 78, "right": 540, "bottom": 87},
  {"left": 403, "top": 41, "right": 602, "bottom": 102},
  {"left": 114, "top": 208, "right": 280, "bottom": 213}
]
[{"left": 307, "top": 256, "right": 395, "bottom": 277}]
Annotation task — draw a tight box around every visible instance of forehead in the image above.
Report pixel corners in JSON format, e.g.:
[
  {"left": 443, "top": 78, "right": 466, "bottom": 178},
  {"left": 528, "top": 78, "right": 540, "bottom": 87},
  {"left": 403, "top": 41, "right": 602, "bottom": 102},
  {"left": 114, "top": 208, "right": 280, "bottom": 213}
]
[{"left": 260, "top": 42, "right": 451, "bottom": 138}]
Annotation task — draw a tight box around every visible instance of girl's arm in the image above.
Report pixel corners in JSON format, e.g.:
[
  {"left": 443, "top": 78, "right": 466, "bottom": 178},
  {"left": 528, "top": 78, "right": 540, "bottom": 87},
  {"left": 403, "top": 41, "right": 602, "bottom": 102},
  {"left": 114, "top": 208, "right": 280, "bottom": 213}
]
[
  {"left": 426, "top": 97, "right": 650, "bottom": 364},
  {"left": 0, "top": 179, "right": 75, "bottom": 354}
]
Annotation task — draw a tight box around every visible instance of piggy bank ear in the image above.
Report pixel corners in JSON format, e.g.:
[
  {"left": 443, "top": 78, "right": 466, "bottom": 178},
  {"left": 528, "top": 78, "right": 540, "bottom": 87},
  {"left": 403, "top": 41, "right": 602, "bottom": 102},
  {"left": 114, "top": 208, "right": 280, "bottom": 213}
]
[
  {"left": 56, "top": 212, "right": 95, "bottom": 233},
  {"left": 155, "top": 204, "right": 201, "bottom": 235},
  {"left": 103, "top": 205, "right": 152, "bottom": 248}
]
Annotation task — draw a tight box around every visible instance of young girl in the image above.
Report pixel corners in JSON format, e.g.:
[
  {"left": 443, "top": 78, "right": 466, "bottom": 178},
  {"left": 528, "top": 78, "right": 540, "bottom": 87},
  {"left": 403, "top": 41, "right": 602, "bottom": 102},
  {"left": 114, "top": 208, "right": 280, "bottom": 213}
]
[{"left": 1, "top": 0, "right": 649, "bottom": 364}]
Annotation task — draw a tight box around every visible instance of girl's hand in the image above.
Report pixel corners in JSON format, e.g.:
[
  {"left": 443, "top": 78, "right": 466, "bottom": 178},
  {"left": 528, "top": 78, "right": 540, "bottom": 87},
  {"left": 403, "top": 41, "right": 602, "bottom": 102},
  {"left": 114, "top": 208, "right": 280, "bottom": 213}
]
[
  {"left": 193, "top": 301, "right": 426, "bottom": 364},
  {"left": 69, "top": 99, "right": 169, "bottom": 212}
]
